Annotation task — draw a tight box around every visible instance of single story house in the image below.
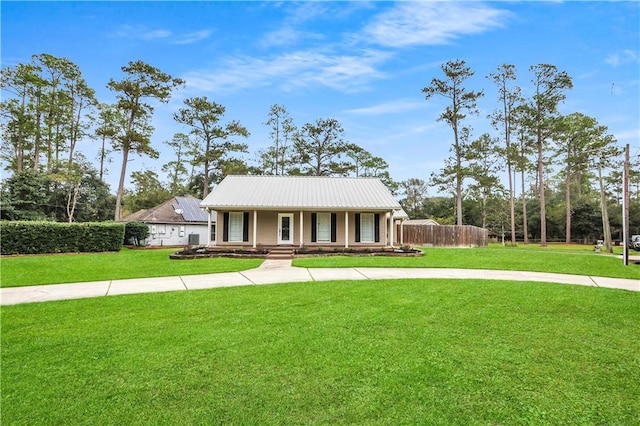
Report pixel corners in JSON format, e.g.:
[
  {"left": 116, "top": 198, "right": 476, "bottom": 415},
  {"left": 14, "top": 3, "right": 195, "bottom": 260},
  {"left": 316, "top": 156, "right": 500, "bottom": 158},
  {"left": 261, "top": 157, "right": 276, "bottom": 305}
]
[
  {"left": 120, "top": 195, "right": 215, "bottom": 246},
  {"left": 199, "top": 175, "right": 402, "bottom": 248}
]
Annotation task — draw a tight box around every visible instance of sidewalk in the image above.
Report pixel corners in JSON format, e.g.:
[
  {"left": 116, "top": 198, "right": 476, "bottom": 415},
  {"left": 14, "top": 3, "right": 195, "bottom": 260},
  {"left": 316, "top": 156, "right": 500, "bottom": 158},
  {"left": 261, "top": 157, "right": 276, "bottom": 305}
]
[{"left": 1, "top": 259, "right": 638, "bottom": 306}]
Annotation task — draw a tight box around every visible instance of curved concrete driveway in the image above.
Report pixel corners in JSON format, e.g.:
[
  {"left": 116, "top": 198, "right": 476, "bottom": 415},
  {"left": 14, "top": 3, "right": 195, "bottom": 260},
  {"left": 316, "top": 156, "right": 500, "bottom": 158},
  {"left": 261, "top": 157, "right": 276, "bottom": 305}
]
[{"left": 1, "top": 259, "right": 638, "bottom": 306}]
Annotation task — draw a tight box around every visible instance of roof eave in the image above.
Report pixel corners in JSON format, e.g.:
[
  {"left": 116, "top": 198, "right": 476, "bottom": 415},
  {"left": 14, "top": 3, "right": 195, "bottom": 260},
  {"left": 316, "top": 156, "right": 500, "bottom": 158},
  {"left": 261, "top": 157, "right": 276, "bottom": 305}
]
[{"left": 199, "top": 205, "right": 400, "bottom": 211}]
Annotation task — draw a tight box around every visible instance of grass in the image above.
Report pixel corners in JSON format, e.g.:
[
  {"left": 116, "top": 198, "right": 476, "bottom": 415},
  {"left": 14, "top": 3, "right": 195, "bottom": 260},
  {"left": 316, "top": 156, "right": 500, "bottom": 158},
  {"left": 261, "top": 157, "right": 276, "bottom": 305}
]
[
  {"left": 293, "top": 243, "right": 640, "bottom": 280},
  {"left": 2, "top": 244, "right": 638, "bottom": 289},
  {"left": 0, "top": 248, "right": 263, "bottom": 288},
  {"left": 2, "top": 279, "right": 639, "bottom": 424}
]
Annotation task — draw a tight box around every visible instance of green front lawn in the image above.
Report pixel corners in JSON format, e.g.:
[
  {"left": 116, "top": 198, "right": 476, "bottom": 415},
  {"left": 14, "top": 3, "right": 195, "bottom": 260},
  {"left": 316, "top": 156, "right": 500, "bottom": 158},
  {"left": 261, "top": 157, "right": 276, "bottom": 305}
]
[
  {"left": 0, "top": 248, "right": 263, "bottom": 288},
  {"left": 2, "top": 279, "right": 639, "bottom": 424},
  {"left": 293, "top": 244, "right": 640, "bottom": 280},
  {"left": 2, "top": 244, "right": 637, "bottom": 288}
]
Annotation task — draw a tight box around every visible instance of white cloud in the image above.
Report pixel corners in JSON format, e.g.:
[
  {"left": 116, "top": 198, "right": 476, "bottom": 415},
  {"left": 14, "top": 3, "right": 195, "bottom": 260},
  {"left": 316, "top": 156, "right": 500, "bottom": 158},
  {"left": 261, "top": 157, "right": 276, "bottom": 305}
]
[
  {"left": 258, "top": 27, "right": 325, "bottom": 48},
  {"left": 286, "top": 1, "right": 332, "bottom": 24},
  {"left": 113, "top": 25, "right": 171, "bottom": 40},
  {"left": 173, "top": 29, "right": 213, "bottom": 45},
  {"left": 361, "top": 2, "right": 511, "bottom": 47},
  {"left": 346, "top": 99, "right": 424, "bottom": 115},
  {"left": 605, "top": 49, "right": 639, "bottom": 67},
  {"left": 141, "top": 29, "right": 171, "bottom": 40},
  {"left": 113, "top": 25, "right": 211, "bottom": 44},
  {"left": 182, "top": 48, "right": 390, "bottom": 94},
  {"left": 614, "top": 128, "right": 640, "bottom": 142}
]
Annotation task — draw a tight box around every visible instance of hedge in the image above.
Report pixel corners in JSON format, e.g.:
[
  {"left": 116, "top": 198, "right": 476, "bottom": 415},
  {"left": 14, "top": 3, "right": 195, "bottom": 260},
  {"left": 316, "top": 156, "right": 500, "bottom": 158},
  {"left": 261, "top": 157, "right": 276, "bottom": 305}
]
[
  {"left": 0, "top": 221, "right": 125, "bottom": 255},
  {"left": 124, "top": 221, "right": 150, "bottom": 247}
]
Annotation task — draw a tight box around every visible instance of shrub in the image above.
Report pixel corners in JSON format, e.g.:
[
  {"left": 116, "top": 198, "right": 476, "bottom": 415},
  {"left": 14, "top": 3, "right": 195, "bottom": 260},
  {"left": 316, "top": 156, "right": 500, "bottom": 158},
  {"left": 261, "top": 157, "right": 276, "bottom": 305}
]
[
  {"left": 124, "top": 221, "right": 150, "bottom": 246},
  {"left": 0, "top": 221, "right": 124, "bottom": 255}
]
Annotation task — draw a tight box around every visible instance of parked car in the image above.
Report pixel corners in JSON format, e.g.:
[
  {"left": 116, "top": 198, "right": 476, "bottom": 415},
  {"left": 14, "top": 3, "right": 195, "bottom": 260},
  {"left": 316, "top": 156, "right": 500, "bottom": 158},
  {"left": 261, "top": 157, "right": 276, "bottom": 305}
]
[{"left": 628, "top": 235, "right": 640, "bottom": 251}]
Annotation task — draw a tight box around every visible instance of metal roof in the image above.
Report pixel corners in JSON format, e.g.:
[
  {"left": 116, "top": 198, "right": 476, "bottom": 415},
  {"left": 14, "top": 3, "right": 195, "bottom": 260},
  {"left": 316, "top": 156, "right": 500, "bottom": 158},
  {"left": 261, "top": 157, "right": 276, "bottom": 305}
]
[
  {"left": 200, "top": 176, "right": 401, "bottom": 211},
  {"left": 404, "top": 218, "right": 440, "bottom": 226},
  {"left": 394, "top": 209, "right": 410, "bottom": 220}
]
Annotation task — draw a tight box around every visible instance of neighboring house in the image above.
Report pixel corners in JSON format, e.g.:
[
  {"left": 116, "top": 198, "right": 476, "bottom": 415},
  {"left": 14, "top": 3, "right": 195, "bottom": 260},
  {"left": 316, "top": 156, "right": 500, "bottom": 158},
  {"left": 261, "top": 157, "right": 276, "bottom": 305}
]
[
  {"left": 199, "top": 175, "right": 402, "bottom": 248},
  {"left": 121, "top": 196, "right": 215, "bottom": 246}
]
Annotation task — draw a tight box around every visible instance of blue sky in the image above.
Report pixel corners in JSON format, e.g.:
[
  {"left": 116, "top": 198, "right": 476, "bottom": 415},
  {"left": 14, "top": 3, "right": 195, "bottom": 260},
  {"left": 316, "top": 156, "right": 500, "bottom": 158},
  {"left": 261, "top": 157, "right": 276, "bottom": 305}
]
[{"left": 2, "top": 1, "right": 639, "bottom": 194}]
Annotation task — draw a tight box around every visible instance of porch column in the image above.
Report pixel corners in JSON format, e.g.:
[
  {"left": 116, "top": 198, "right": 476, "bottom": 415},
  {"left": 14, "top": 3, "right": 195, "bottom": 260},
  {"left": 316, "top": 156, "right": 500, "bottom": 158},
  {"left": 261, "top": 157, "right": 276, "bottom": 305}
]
[
  {"left": 389, "top": 210, "right": 395, "bottom": 247},
  {"left": 400, "top": 220, "right": 404, "bottom": 245},
  {"left": 299, "top": 211, "right": 304, "bottom": 248},
  {"left": 344, "top": 211, "right": 349, "bottom": 248},
  {"left": 212, "top": 209, "right": 218, "bottom": 246},
  {"left": 253, "top": 210, "right": 257, "bottom": 249},
  {"left": 206, "top": 208, "right": 212, "bottom": 246}
]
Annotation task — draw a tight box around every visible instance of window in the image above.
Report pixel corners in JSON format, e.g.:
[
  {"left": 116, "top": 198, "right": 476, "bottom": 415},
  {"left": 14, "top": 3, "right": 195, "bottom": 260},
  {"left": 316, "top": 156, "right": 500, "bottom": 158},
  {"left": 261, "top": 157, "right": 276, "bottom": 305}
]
[
  {"left": 228, "top": 212, "right": 243, "bottom": 242},
  {"left": 210, "top": 224, "right": 216, "bottom": 242},
  {"left": 156, "top": 224, "right": 167, "bottom": 235},
  {"left": 316, "top": 213, "right": 331, "bottom": 243},
  {"left": 360, "top": 213, "right": 374, "bottom": 243}
]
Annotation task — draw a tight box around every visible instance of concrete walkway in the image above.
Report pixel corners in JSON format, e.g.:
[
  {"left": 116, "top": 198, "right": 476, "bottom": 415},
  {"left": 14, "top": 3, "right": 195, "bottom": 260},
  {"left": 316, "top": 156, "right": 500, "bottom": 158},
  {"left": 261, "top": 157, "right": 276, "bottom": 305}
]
[{"left": 1, "top": 259, "right": 638, "bottom": 306}]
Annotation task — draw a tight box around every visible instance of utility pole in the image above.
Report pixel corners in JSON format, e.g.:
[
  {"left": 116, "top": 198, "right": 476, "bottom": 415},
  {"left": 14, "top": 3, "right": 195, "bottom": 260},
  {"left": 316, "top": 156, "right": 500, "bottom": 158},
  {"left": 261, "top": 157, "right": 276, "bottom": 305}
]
[{"left": 622, "top": 144, "right": 630, "bottom": 266}]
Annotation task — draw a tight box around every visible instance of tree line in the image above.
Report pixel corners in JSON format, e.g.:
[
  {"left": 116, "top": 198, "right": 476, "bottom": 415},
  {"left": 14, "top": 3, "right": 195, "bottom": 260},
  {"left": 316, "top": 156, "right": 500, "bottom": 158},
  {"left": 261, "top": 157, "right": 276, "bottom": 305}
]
[
  {"left": 407, "top": 59, "right": 638, "bottom": 250},
  {"left": 1, "top": 54, "right": 638, "bottom": 247},
  {"left": 1, "top": 54, "right": 393, "bottom": 222}
]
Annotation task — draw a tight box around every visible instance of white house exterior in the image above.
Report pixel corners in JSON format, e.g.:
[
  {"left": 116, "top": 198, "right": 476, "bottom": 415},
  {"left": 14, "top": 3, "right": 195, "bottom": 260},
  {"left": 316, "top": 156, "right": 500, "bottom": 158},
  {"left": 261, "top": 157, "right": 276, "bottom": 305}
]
[{"left": 121, "top": 196, "right": 215, "bottom": 246}]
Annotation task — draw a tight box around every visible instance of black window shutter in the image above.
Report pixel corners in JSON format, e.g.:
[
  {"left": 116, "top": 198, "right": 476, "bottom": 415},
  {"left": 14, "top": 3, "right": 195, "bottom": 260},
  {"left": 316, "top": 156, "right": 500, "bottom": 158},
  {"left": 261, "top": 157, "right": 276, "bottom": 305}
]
[
  {"left": 242, "top": 212, "right": 249, "bottom": 242},
  {"left": 223, "top": 212, "right": 229, "bottom": 242},
  {"left": 374, "top": 213, "right": 380, "bottom": 242},
  {"left": 331, "top": 213, "right": 337, "bottom": 242},
  {"left": 311, "top": 213, "right": 317, "bottom": 242},
  {"left": 355, "top": 213, "right": 361, "bottom": 242}
]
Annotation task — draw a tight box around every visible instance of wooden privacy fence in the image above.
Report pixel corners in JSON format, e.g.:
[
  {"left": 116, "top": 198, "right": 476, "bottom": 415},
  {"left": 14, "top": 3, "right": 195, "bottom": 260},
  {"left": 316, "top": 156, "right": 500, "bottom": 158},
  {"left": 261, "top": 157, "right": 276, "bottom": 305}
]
[{"left": 396, "top": 224, "right": 489, "bottom": 247}]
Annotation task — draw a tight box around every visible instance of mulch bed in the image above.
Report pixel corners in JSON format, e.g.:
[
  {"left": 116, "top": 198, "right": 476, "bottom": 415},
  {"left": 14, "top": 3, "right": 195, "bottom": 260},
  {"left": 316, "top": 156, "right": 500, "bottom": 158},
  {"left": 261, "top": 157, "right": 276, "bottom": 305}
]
[{"left": 170, "top": 246, "right": 423, "bottom": 259}]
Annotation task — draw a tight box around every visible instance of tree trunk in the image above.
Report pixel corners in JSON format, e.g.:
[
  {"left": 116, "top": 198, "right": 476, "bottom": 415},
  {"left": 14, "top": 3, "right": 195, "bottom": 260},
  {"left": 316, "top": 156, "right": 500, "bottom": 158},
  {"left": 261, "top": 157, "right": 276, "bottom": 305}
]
[
  {"left": 508, "top": 162, "right": 515, "bottom": 244},
  {"left": 521, "top": 169, "right": 529, "bottom": 245},
  {"left": 481, "top": 193, "right": 487, "bottom": 229},
  {"left": 537, "top": 137, "right": 547, "bottom": 247},
  {"left": 99, "top": 135, "right": 107, "bottom": 181},
  {"left": 66, "top": 183, "right": 79, "bottom": 223},
  {"left": 598, "top": 163, "right": 613, "bottom": 253},
  {"left": 565, "top": 162, "right": 571, "bottom": 244},
  {"left": 453, "top": 124, "right": 463, "bottom": 226},
  {"left": 203, "top": 137, "right": 210, "bottom": 198},
  {"left": 33, "top": 96, "right": 42, "bottom": 171},
  {"left": 114, "top": 148, "right": 129, "bottom": 221}
]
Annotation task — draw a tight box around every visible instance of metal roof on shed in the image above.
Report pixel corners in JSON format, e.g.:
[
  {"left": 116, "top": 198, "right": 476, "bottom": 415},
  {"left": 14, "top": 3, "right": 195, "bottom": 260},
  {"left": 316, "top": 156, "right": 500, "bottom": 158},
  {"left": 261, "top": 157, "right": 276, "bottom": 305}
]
[{"left": 200, "top": 176, "right": 401, "bottom": 211}]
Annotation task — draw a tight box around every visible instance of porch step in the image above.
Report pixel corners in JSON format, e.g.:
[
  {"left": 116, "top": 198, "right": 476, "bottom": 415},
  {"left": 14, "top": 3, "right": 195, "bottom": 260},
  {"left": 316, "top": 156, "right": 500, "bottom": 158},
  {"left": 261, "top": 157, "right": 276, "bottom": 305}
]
[{"left": 267, "top": 248, "right": 295, "bottom": 260}]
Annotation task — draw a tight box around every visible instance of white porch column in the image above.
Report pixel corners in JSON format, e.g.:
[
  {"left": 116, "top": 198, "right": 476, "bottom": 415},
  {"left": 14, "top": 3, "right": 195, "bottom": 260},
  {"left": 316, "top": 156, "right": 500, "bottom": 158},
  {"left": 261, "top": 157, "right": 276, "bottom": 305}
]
[
  {"left": 400, "top": 220, "right": 404, "bottom": 245},
  {"left": 389, "top": 210, "right": 395, "bottom": 247},
  {"left": 253, "top": 210, "right": 257, "bottom": 249},
  {"left": 206, "top": 208, "right": 212, "bottom": 246},
  {"left": 212, "top": 210, "right": 218, "bottom": 246},
  {"left": 299, "top": 211, "right": 304, "bottom": 248},
  {"left": 344, "top": 211, "right": 349, "bottom": 248}
]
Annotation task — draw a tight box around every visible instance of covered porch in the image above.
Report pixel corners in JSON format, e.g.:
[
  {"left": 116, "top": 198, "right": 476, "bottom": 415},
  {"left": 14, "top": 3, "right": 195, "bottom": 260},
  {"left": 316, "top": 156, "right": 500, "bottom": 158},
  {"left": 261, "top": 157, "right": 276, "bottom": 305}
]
[{"left": 203, "top": 209, "right": 398, "bottom": 249}]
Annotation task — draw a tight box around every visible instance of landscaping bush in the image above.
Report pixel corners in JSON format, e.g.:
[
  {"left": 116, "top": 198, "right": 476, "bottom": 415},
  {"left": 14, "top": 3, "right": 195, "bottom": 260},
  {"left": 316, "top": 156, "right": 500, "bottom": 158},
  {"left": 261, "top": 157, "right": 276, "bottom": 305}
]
[
  {"left": 124, "top": 221, "right": 150, "bottom": 246},
  {"left": 0, "top": 221, "right": 124, "bottom": 255}
]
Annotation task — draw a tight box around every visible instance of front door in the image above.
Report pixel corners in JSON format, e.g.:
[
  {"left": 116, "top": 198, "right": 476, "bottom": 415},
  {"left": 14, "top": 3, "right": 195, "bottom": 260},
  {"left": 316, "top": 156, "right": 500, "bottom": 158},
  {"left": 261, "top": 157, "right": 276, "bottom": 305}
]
[{"left": 277, "top": 213, "right": 294, "bottom": 245}]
